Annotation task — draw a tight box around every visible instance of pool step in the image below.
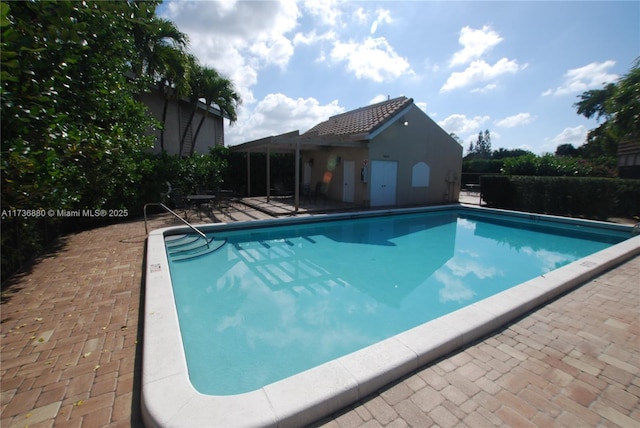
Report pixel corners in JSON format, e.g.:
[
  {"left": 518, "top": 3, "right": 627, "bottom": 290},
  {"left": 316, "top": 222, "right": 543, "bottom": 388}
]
[
  {"left": 167, "top": 236, "right": 228, "bottom": 262},
  {"left": 165, "top": 234, "right": 202, "bottom": 249}
]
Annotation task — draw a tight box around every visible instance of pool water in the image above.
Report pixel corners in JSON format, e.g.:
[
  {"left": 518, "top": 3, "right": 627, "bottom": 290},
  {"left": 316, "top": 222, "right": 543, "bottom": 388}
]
[{"left": 166, "top": 210, "right": 628, "bottom": 395}]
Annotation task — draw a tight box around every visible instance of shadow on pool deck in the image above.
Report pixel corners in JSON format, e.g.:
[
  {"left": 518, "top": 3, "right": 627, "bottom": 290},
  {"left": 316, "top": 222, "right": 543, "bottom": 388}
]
[{"left": 1, "top": 200, "right": 639, "bottom": 427}]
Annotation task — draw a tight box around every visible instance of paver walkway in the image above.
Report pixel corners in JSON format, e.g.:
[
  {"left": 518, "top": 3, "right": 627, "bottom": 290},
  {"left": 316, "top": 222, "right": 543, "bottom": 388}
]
[{"left": 1, "top": 203, "right": 639, "bottom": 427}]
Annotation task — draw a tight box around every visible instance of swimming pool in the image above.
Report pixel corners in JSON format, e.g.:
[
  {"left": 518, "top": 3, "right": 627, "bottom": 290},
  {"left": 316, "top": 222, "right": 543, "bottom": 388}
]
[{"left": 142, "top": 205, "right": 639, "bottom": 427}]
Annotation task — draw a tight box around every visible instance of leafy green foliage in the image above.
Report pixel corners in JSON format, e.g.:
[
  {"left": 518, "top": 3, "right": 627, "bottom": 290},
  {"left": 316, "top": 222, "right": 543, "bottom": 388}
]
[
  {"left": 1, "top": 1, "right": 158, "bottom": 213},
  {"left": 575, "top": 59, "right": 640, "bottom": 157},
  {"left": 136, "top": 148, "right": 229, "bottom": 211},
  {"left": 491, "top": 148, "right": 532, "bottom": 159},
  {"left": 463, "top": 159, "right": 504, "bottom": 174},
  {"left": 480, "top": 175, "right": 639, "bottom": 220},
  {"left": 465, "top": 130, "right": 492, "bottom": 159},
  {"left": 1, "top": 1, "right": 165, "bottom": 281},
  {"left": 501, "top": 154, "right": 616, "bottom": 177}
]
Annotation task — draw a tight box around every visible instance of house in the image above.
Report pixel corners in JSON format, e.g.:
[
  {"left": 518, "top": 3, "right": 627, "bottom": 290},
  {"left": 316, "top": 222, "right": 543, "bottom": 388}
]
[
  {"left": 138, "top": 90, "right": 226, "bottom": 157},
  {"left": 231, "top": 96, "right": 463, "bottom": 209},
  {"left": 617, "top": 139, "right": 640, "bottom": 179}
]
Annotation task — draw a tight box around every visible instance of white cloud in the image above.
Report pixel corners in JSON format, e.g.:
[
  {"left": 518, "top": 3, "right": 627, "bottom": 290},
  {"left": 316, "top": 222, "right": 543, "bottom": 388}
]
[
  {"left": 370, "top": 9, "right": 392, "bottom": 35},
  {"left": 445, "top": 258, "right": 499, "bottom": 280},
  {"left": 248, "top": 36, "right": 294, "bottom": 70},
  {"left": 543, "top": 61, "right": 618, "bottom": 96},
  {"left": 471, "top": 83, "right": 497, "bottom": 93},
  {"left": 550, "top": 125, "right": 588, "bottom": 146},
  {"left": 369, "top": 94, "right": 389, "bottom": 104},
  {"left": 330, "top": 37, "right": 413, "bottom": 82},
  {"left": 435, "top": 272, "right": 476, "bottom": 303},
  {"left": 441, "top": 58, "right": 522, "bottom": 92},
  {"left": 161, "top": 0, "right": 299, "bottom": 104},
  {"left": 495, "top": 113, "right": 535, "bottom": 128},
  {"left": 304, "top": 0, "right": 342, "bottom": 27},
  {"left": 437, "top": 114, "right": 490, "bottom": 136},
  {"left": 354, "top": 7, "right": 368, "bottom": 24},
  {"left": 293, "top": 29, "right": 337, "bottom": 46},
  {"left": 226, "top": 94, "right": 344, "bottom": 146},
  {"left": 450, "top": 25, "right": 503, "bottom": 67}
]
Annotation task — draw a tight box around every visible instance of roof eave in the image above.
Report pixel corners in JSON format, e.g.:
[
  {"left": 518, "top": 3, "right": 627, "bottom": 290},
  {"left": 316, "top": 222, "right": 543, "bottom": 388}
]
[{"left": 366, "top": 102, "right": 414, "bottom": 141}]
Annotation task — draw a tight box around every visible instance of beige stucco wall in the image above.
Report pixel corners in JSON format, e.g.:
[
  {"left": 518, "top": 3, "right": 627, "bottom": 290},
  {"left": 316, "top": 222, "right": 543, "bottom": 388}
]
[
  {"left": 139, "top": 92, "right": 224, "bottom": 156},
  {"left": 301, "top": 104, "right": 462, "bottom": 207},
  {"left": 368, "top": 104, "right": 462, "bottom": 206},
  {"left": 301, "top": 147, "right": 369, "bottom": 204}
]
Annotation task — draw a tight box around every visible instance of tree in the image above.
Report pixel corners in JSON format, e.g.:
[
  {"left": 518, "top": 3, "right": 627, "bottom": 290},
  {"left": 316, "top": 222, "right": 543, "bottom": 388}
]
[
  {"left": 179, "top": 57, "right": 242, "bottom": 156},
  {"left": 129, "top": 10, "right": 190, "bottom": 151},
  {"left": 449, "top": 132, "right": 463, "bottom": 145},
  {"left": 178, "top": 54, "right": 202, "bottom": 156},
  {"left": 0, "top": 0, "right": 193, "bottom": 276},
  {"left": 1, "top": 0, "right": 158, "bottom": 213},
  {"left": 555, "top": 144, "right": 579, "bottom": 157},
  {"left": 191, "top": 68, "right": 240, "bottom": 155},
  {"left": 575, "top": 59, "right": 640, "bottom": 157},
  {"left": 466, "top": 129, "right": 492, "bottom": 159},
  {"left": 491, "top": 148, "right": 533, "bottom": 159}
]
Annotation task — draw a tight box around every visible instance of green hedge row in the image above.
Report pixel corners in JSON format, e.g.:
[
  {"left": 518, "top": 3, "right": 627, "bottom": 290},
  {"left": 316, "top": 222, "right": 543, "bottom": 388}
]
[
  {"left": 480, "top": 175, "right": 640, "bottom": 220},
  {"left": 1, "top": 149, "right": 300, "bottom": 283}
]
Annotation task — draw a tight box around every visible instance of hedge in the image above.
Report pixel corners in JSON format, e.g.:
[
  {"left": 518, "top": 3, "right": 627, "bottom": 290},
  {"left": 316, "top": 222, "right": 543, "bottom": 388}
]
[{"left": 479, "top": 175, "right": 640, "bottom": 220}]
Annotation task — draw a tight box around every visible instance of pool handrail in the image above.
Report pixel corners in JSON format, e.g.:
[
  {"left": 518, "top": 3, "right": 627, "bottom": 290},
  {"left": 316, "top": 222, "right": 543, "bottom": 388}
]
[{"left": 143, "top": 202, "right": 210, "bottom": 248}]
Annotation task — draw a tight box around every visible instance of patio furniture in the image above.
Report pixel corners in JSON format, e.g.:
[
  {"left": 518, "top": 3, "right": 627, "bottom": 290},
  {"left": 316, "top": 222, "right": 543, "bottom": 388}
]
[
  {"left": 215, "top": 189, "right": 235, "bottom": 213},
  {"left": 186, "top": 194, "right": 216, "bottom": 219},
  {"left": 165, "top": 186, "right": 191, "bottom": 220}
]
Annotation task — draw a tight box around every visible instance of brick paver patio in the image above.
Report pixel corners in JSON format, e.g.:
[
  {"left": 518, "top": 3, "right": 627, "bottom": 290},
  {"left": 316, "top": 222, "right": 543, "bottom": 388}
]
[{"left": 1, "top": 202, "right": 639, "bottom": 427}]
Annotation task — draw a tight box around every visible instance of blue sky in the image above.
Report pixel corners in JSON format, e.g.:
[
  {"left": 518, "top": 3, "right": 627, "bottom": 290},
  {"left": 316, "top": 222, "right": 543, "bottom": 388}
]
[{"left": 159, "top": 1, "right": 639, "bottom": 154}]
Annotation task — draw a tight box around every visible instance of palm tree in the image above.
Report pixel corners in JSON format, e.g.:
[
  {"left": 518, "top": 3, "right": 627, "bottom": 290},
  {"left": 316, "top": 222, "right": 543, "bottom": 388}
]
[
  {"left": 190, "top": 68, "right": 241, "bottom": 156},
  {"left": 129, "top": 10, "right": 190, "bottom": 151},
  {"left": 179, "top": 55, "right": 204, "bottom": 157},
  {"left": 154, "top": 45, "right": 190, "bottom": 151},
  {"left": 130, "top": 5, "right": 188, "bottom": 79}
]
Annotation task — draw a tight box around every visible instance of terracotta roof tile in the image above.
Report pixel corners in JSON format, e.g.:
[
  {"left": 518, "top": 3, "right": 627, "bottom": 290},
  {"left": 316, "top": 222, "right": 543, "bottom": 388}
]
[{"left": 302, "top": 96, "right": 413, "bottom": 138}]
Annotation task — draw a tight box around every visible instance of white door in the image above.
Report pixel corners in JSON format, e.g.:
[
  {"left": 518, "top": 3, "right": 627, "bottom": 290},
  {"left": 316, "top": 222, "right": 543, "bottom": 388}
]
[
  {"left": 303, "top": 161, "right": 311, "bottom": 186},
  {"left": 370, "top": 160, "right": 398, "bottom": 206},
  {"left": 342, "top": 161, "right": 355, "bottom": 203}
]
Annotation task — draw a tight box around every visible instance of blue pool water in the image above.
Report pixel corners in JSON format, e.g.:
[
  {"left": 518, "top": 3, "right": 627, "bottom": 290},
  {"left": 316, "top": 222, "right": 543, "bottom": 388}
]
[{"left": 166, "top": 210, "right": 629, "bottom": 395}]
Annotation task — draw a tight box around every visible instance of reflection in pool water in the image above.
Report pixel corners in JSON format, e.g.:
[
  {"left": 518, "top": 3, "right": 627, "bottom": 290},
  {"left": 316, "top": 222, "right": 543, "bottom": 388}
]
[{"left": 167, "top": 210, "right": 627, "bottom": 395}]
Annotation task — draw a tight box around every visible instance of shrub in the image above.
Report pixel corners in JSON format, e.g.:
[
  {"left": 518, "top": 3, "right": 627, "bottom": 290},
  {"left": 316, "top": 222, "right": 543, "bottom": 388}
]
[
  {"left": 480, "top": 175, "right": 639, "bottom": 220},
  {"left": 502, "top": 154, "right": 617, "bottom": 177}
]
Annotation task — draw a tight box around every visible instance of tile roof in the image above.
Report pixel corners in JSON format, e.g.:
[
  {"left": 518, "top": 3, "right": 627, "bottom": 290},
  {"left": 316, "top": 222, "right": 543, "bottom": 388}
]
[
  {"left": 617, "top": 139, "right": 640, "bottom": 156},
  {"left": 302, "top": 96, "right": 413, "bottom": 139}
]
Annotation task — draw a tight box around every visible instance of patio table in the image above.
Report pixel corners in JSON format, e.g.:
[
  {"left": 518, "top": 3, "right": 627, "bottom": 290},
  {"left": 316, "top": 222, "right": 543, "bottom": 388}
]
[{"left": 186, "top": 194, "right": 216, "bottom": 219}]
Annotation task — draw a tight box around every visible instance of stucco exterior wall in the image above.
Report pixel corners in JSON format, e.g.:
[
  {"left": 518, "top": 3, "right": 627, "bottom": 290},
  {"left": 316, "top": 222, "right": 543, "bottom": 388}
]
[
  {"left": 302, "top": 147, "right": 369, "bottom": 204},
  {"left": 367, "top": 104, "right": 462, "bottom": 206},
  {"left": 139, "top": 92, "right": 224, "bottom": 156},
  {"left": 301, "top": 105, "right": 462, "bottom": 207}
]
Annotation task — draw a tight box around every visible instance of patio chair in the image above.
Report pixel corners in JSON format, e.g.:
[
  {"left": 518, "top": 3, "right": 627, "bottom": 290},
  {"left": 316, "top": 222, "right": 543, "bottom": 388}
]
[
  {"left": 168, "top": 187, "right": 191, "bottom": 220},
  {"left": 215, "top": 189, "right": 235, "bottom": 213},
  {"left": 312, "top": 182, "right": 327, "bottom": 205}
]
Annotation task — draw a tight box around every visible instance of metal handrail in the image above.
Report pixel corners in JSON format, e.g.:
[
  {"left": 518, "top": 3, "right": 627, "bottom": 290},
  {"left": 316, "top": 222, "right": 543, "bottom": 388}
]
[{"left": 144, "top": 202, "right": 209, "bottom": 248}]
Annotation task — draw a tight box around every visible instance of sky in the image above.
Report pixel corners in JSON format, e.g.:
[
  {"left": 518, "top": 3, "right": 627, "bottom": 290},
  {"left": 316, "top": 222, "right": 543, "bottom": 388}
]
[{"left": 158, "top": 1, "right": 639, "bottom": 154}]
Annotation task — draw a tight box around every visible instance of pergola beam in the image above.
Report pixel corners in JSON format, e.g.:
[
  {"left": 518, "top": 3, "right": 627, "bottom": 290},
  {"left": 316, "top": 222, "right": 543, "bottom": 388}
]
[{"left": 229, "top": 130, "right": 368, "bottom": 211}]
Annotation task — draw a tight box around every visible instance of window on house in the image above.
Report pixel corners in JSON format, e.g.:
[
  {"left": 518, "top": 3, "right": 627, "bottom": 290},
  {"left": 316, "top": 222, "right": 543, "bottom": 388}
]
[{"left": 412, "top": 162, "right": 430, "bottom": 187}]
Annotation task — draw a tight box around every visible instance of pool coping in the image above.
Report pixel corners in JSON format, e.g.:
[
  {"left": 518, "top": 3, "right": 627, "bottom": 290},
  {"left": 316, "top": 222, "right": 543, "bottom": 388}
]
[{"left": 141, "top": 204, "right": 640, "bottom": 428}]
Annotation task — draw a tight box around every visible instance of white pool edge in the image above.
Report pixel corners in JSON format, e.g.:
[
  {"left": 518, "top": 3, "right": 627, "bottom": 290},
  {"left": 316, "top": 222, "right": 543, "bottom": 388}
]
[{"left": 141, "top": 205, "right": 640, "bottom": 428}]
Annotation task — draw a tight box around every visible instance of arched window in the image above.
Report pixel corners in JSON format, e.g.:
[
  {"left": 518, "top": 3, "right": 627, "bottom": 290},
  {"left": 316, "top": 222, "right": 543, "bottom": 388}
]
[{"left": 412, "top": 162, "right": 430, "bottom": 187}]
